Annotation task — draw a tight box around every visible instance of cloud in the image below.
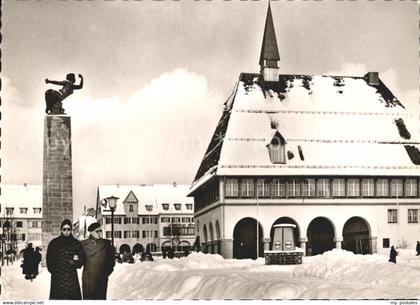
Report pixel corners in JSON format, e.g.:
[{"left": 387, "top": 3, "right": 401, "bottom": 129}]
[
  {"left": 325, "top": 63, "right": 419, "bottom": 118},
  {"left": 1, "top": 76, "right": 44, "bottom": 183},
  {"left": 324, "top": 63, "right": 369, "bottom": 77},
  {"left": 65, "top": 69, "right": 223, "bottom": 216},
  {"left": 2, "top": 70, "right": 224, "bottom": 218}
]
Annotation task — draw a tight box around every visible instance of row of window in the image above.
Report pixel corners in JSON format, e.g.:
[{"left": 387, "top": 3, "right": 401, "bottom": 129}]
[
  {"left": 104, "top": 216, "right": 194, "bottom": 225},
  {"left": 105, "top": 230, "right": 159, "bottom": 239},
  {"left": 162, "top": 226, "right": 195, "bottom": 236},
  {"left": 225, "top": 178, "right": 420, "bottom": 198},
  {"left": 388, "top": 209, "right": 420, "bottom": 223},
  {"left": 127, "top": 203, "right": 193, "bottom": 212},
  {"left": 0, "top": 220, "right": 41, "bottom": 228},
  {"left": 162, "top": 203, "right": 193, "bottom": 211},
  {"left": 4, "top": 207, "right": 42, "bottom": 215},
  {"left": 103, "top": 226, "right": 196, "bottom": 239},
  {"left": 161, "top": 217, "right": 194, "bottom": 223}
]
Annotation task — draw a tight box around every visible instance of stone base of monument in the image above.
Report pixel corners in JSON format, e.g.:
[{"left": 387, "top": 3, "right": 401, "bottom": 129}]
[{"left": 41, "top": 115, "right": 73, "bottom": 266}]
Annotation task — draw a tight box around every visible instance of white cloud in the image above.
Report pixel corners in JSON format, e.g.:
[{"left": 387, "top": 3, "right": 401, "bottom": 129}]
[
  {"left": 2, "top": 70, "right": 224, "bottom": 218},
  {"left": 66, "top": 69, "right": 222, "bottom": 216},
  {"left": 324, "top": 63, "right": 368, "bottom": 77},
  {"left": 1, "top": 76, "right": 43, "bottom": 184},
  {"left": 325, "top": 63, "right": 418, "bottom": 119}
]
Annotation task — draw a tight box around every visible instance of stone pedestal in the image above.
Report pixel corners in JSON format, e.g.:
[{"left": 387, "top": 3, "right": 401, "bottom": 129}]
[
  {"left": 42, "top": 115, "right": 73, "bottom": 265},
  {"left": 219, "top": 238, "right": 233, "bottom": 259}
]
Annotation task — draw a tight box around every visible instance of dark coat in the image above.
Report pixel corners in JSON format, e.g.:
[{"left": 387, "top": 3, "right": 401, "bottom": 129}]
[
  {"left": 81, "top": 238, "right": 115, "bottom": 300},
  {"left": 389, "top": 246, "right": 397, "bottom": 263},
  {"left": 34, "top": 251, "right": 42, "bottom": 275},
  {"left": 46, "top": 234, "right": 86, "bottom": 300},
  {"left": 22, "top": 247, "right": 35, "bottom": 275},
  {"left": 416, "top": 242, "right": 420, "bottom": 254}
]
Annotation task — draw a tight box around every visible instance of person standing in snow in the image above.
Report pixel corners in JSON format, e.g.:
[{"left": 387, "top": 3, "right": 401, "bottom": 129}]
[
  {"left": 22, "top": 243, "right": 35, "bottom": 280},
  {"left": 389, "top": 245, "right": 398, "bottom": 263},
  {"left": 33, "top": 247, "right": 42, "bottom": 278},
  {"left": 46, "top": 219, "right": 86, "bottom": 300},
  {"left": 416, "top": 241, "right": 420, "bottom": 256},
  {"left": 81, "top": 222, "right": 115, "bottom": 300}
]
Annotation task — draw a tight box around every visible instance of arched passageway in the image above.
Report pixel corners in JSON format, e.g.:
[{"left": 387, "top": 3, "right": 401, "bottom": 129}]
[
  {"left": 233, "top": 217, "right": 263, "bottom": 259},
  {"left": 146, "top": 243, "right": 157, "bottom": 253},
  {"left": 307, "top": 217, "right": 335, "bottom": 256},
  {"left": 132, "top": 243, "right": 144, "bottom": 254},
  {"left": 119, "top": 244, "right": 131, "bottom": 254},
  {"left": 270, "top": 217, "right": 300, "bottom": 249},
  {"left": 343, "top": 217, "right": 371, "bottom": 254},
  {"left": 177, "top": 240, "right": 191, "bottom": 252}
]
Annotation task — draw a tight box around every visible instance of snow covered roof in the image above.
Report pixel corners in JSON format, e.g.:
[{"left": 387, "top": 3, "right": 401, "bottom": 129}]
[
  {"left": 0, "top": 184, "right": 42, "bottom": 218},
  {"left": 191, "top": 73, "right": 420, "bottom": 192},
  {"left": 97, "top": 184, "right": 194, "bottom": 215}
]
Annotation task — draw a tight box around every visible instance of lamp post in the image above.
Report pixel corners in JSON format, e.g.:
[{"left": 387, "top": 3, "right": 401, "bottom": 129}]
[{"left": 104, "top": 196, "right": 119, "bottom": 248}]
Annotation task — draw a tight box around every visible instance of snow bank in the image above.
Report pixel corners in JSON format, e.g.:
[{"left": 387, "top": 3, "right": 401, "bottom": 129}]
[
  {"left": 294, "top": 249, "right": 420, "bottom": 292},
  {"left": 3, "top": 251, "right": 420, "bottom": 300}
]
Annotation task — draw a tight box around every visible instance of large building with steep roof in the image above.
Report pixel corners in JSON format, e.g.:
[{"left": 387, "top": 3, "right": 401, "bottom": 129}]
[
  {"left": 188, "top": 3, "right": 420, "bottom": 259},
  {"left": 96, "top": 184, "right": 195, "bottom": 254}
]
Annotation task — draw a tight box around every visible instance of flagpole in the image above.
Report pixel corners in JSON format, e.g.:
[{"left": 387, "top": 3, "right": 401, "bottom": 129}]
[{"left": 256, "top": 180, "right": 259, "bottom": 259}]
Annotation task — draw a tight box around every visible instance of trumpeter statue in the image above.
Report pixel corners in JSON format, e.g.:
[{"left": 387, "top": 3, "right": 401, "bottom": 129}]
[{"left": 45, "top": 73, "right": 83, "bottom": 115}]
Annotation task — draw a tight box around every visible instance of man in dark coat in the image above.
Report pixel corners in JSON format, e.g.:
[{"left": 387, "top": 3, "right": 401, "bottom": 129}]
[
  {"left": 416, "top": 241, "right": 420, "bottom": 256},
  {"left": 81, "top": 222, "right": 115, "bottom": 300},
  {"left": 33, "top": 247, "right": 42, "bottom": 278},
  {"left": 389, "top": 245, "right": 398, "bottom": 263},
  {"left": 22, "top": 243, "right": 35, "bottom": 279},
  {"left": 46, "top": 219, "right": 86, "bottom": 300}
]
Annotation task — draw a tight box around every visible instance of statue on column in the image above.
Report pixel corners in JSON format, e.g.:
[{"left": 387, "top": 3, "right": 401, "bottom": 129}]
[{"left": 45, "top": 73, "right": 83, "bottom": 115}]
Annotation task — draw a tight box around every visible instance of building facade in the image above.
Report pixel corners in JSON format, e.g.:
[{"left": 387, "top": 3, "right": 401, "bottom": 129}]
[
  {"left": 1, "top": 184, "right": 43, "bottom": 255},
  {"left": 189, "top": 4, "right": 420, "bottom": 259},
  {"left": 96, "top": 184, "right": 195, "bottom": 254}
]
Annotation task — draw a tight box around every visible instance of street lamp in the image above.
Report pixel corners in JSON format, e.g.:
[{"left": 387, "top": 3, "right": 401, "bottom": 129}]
[{"left": 104, "top": 196, "right": 119, "bottom": 248}]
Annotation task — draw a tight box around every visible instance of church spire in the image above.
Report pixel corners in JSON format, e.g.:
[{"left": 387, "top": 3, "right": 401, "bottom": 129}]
[{"left": 259, "top": 1, "right": 280, "bottom": 82}]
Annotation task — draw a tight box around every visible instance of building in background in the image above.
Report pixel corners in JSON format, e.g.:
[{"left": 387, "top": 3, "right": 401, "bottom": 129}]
[
  {"left": 96, "top": 183, "right": 194, "bottom": 254},
  {"left": 189, "top": 3, "right": 420, "bottom": 259},
  {"left": 73, "top": 207, "right": 97, "bottom": 240},
  {"left": 1, "top": 184, "right": 43, "bottom": 255}
]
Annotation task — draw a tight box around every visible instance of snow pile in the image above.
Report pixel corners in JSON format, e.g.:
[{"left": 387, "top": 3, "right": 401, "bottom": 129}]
[
  {"left": 2, "top": 251, "right": 420, "bottom": 300},
  {"left": 294, "top": 249, "right": 420, "bottom": 291}
]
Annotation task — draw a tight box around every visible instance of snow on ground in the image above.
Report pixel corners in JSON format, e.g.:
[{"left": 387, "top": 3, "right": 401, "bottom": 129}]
[{"left": 1, "top": 249, "right": 420, "bottom": 300}]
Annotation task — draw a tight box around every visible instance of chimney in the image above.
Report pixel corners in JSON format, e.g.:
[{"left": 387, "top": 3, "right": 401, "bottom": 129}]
[
  {"left": 24, "top": 183, "right": 27, "bottom": 187},
  {"left": 364, "top": 72, "right": 379, "bottom": 86},
  {"left": 173, "top": 181, "right": 177, "bottom": 187}
]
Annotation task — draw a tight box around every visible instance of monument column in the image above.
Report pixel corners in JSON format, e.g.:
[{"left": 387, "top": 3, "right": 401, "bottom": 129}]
[{"left": 42, "top": 115, "right": 73, "bottom": 265}]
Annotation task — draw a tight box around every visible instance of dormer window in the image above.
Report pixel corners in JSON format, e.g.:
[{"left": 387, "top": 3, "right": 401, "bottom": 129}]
[
  {"left": 162, "top": 203, "right": 169, "bottom": 210},
  {"left": 145, "top": 205, "right": 153, "bottom": 211},
  {"left": 174, "top": 203, "right": 181, "bottom": 211},
  {"left": 267, "top": 131, "right": 286, "bottom": 164},
  {"left": 20, "top": 208, "right": 28, "bottom": 214}
]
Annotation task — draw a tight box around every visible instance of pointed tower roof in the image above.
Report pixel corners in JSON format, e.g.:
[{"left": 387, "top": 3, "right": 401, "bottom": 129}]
[{"left": 259, "top": 2, "right": 280, "bottom": 66}]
